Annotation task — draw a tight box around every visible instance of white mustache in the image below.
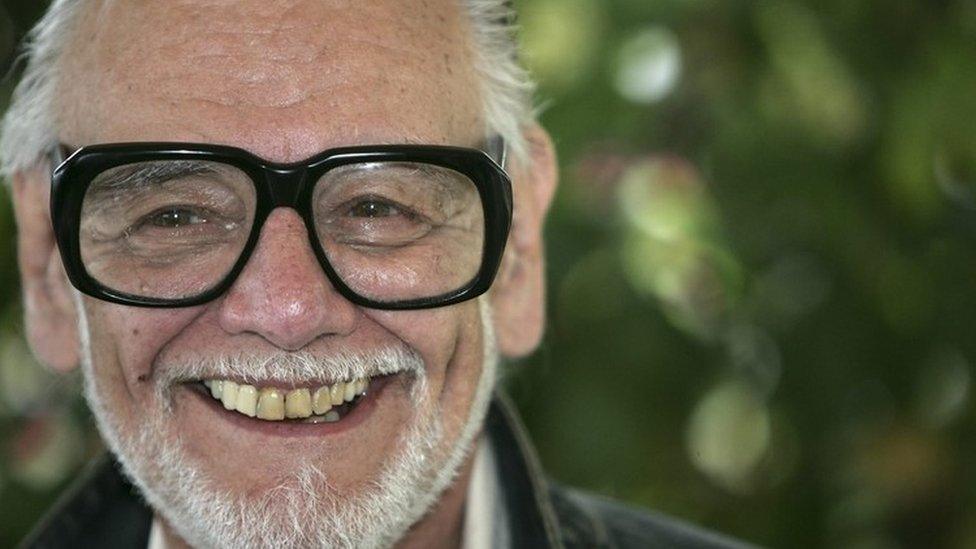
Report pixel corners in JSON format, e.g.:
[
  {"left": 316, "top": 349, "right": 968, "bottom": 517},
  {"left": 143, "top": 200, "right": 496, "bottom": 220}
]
[{"left": 152, "top": 345, "right": 426, "bottom": 404}]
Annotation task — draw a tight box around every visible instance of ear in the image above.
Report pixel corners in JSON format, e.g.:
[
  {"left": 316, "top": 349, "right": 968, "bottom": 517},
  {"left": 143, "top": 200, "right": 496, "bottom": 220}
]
[
  {"left": 10, "top": 166, "right": 80, "bottom": 372},
  {"left": 490, "top": 124, "right": 558, "bottom": 358}
]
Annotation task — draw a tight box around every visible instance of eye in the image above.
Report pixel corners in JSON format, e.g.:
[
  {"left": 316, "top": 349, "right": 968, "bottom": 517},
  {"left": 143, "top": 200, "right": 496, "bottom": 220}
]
[
  {"left": 145, "top": 207, "right": 209, "bottom": 228},
  {"left": 349, "top": 199, "right": 402, "bottom": 218}
]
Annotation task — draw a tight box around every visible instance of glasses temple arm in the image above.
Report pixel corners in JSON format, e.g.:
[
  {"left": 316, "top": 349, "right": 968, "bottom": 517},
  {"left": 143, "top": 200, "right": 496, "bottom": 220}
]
[{"left": 486, "top": 135, "right": 507, "bottom": 170}]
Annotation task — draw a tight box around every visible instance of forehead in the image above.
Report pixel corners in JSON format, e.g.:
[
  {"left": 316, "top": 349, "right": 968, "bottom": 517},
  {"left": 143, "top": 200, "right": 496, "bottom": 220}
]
[{"left": 58, "top": 0, "right": 484, "bottom": 162}]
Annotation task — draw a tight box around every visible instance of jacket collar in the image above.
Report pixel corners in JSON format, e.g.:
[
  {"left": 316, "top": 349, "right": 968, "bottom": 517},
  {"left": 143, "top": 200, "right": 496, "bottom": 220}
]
[{"left": 485, "top": 392, "right": 564, "bottom": 549}]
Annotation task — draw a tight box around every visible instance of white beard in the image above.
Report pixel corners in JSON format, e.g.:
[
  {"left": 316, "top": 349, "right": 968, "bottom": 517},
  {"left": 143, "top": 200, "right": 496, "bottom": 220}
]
[{"left": 75, "top": 296, "right": 499, "bottom": 548}]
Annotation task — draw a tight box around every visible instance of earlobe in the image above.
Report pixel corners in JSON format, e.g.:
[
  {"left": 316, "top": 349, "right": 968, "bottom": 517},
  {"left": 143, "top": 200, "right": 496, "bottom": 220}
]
[
  {"left": 490, "top": 124, "right": 558, "bottom": 358},
  {"left": 11, "top": 167, "right": 81, "bottom": 373}
]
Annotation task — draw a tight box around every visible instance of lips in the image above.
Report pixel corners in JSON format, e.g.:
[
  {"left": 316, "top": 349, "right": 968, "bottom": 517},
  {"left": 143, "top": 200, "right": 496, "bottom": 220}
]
[{"left": 162, "top": 346, "right": 425, "bottom": 437}]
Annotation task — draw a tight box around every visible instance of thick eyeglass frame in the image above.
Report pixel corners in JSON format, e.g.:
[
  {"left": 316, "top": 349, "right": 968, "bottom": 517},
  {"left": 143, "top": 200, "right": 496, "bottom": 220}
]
[{"left": 49, "top": 137, "right": 512, "bottom": 310}]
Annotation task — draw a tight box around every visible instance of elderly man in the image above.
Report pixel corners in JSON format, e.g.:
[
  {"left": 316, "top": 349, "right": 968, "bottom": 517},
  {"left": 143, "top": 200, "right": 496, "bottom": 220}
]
[{"left": 5, "top": 1, "right": 747, "bottom": 548}]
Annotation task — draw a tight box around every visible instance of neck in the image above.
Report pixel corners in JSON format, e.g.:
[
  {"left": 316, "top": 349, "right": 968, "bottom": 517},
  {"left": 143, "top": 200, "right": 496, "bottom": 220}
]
[
  {"left": 394, "top": 446, "right": 477, "bottom": 549},
  {"left": 158, "top": 442, "right": 480, "bottom": 549}
]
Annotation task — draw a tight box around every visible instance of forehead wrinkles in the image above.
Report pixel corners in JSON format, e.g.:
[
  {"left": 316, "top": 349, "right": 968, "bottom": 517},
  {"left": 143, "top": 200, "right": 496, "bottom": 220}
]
[{"left": 59, "top": 0, "right": 483, "bottom": 152}]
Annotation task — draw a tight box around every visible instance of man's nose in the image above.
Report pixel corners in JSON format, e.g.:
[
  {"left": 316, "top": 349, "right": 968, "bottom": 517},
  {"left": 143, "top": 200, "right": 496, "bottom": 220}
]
[{"left": 216, "top": 208, "right": 358, "bottom": 350}]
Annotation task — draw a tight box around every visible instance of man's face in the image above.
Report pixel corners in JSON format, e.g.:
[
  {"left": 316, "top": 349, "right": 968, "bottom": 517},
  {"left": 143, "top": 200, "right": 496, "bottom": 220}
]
[{"left": 39, "top": 0, "right": 531, "bottom": 546}]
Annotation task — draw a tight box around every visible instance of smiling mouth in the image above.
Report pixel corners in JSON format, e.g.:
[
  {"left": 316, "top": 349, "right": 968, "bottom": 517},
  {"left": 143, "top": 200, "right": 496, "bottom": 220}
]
[{"left": 195, "top": 376, "right": 375, "bottom": 424}]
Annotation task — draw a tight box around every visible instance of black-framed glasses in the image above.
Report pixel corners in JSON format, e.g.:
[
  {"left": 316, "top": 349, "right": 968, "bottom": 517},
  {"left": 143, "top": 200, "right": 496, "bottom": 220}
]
[{"left": 49, "top": 138, "right": 512, "bottom": 310}]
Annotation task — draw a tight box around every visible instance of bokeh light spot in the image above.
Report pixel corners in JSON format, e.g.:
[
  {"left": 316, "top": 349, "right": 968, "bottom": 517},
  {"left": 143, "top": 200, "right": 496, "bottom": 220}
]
[
  {"left": 754, "top": 0, "right": 867, "bottom": 146},
  {"left": 915, "top": 348, "right": 970, "bottom": 428},
  {"left": 686, "top": 380, "right": 771, "bottom": 493},
  {"left": 616, "top": 156, "right": 741, "bottom": 340},
  {"left": 0, "top": 333, "right": 47, "bottom": 414},
  {"left": 725, "top": 324, "right": 782, "bottom": 397},
  {"left": 617, "top": 156, "right": 715, "bottom": 243},
  {"left": 10, "top": 413, "right": 85, "bottom": 490},
  {"left": 520, "top": 0, "right": 604, "bottom": 89},
  {"left": 614, "top": 26, "right": 682, "bottom": 104}
]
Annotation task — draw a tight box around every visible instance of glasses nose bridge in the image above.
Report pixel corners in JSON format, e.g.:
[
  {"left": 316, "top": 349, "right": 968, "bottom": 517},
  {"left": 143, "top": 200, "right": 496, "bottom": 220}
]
[{"left": 264, "top": 165, "right": 308, "bottom": 208}]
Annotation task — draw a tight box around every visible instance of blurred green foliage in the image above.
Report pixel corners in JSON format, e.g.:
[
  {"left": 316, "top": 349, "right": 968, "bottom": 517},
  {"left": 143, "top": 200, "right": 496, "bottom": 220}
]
[{"left": 2, "top": 0, "right": 976, "bottom": 547}]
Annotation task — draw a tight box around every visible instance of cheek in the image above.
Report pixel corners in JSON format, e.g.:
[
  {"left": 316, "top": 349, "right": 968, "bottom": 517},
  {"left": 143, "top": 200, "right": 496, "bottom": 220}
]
[
  {"left": 365, "top": 301, "right": 483, "bottom": 375},
  {"left": 365, "top": 300, "right": 486, "bottom": 436},
  {"left": 83, "top": 298, "right": 204, "bottom": 392}
]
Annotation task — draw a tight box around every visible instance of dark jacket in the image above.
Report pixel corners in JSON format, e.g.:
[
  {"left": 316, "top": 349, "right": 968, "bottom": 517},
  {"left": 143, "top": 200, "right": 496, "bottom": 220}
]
[{"left": 20, "top": 393, "right": 754, "bottom": 548}]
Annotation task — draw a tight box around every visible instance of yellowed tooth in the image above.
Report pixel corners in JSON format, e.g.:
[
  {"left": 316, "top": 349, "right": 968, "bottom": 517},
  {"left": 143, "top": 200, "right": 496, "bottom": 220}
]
[
  {"left": 312, "top": 386, "right": 333, "bottom": 415},
  {"left": 330, "top": 383, "right": 345, "bottom": 405},
  {"left": 285, "top": 388, "right": 312, "bottom": 419},
  {"left": 343, "top": 380, "right": 357, "bottom": 402},
  {"left": 235, "top": 385, "right": 258, "bottom": 417},
  {"left": 356, "top": 378, "right": 367, "bottom": 395},
  {"left": 210, "top": 380, "right": 223, "bottom": 399},
  {"left": 257, "top": 388, "right": 285, "bottom": 420},
  {"left": 221, "top": 381, "right": 239, "bottom": 410}
]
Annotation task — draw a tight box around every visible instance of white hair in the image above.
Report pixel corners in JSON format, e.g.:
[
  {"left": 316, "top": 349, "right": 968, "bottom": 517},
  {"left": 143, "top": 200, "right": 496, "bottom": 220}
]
[{"left": 0, "top": 0, "right": 535, "bottom": 178}]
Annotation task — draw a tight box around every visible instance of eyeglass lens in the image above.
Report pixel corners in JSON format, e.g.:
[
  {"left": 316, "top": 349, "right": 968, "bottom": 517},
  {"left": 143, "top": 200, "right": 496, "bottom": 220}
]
[{"left": 77, "top": 159, "right": 486, "bottom": 303}]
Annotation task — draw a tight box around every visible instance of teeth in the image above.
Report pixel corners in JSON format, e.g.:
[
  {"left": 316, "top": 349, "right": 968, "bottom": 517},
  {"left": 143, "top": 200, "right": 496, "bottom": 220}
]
[
  {"left": 285, "top": 388, "right": 312, "bottom": 419},
  {"left": 330, "top": 383, "right": 345, "bottom": 406},
  {"left": 236, "top": 385, "right": 258, "bottom": 417},
  {"left": 312, "top": 386, "right": 333, "bottom": 415},
  {"left": 202, "top": 377, "right": 374, "bottom": 422},
  {"left": 221, "top": 381, "right": 239, "bottom": 410},
  {"left": 257, "top": 388, "right": 285, "bottom": 421}
]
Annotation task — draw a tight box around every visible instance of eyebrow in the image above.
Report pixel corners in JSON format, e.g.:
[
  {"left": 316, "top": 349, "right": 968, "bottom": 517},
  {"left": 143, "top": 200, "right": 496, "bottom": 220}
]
[{"left": 93, "top": 161, "right": 220, "bottom": 194}]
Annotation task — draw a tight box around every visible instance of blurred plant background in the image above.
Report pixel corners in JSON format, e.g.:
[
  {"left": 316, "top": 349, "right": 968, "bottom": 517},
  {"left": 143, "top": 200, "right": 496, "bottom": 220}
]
[{"left": 1, "top": 0, "right": 976, "bottom": 547}]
